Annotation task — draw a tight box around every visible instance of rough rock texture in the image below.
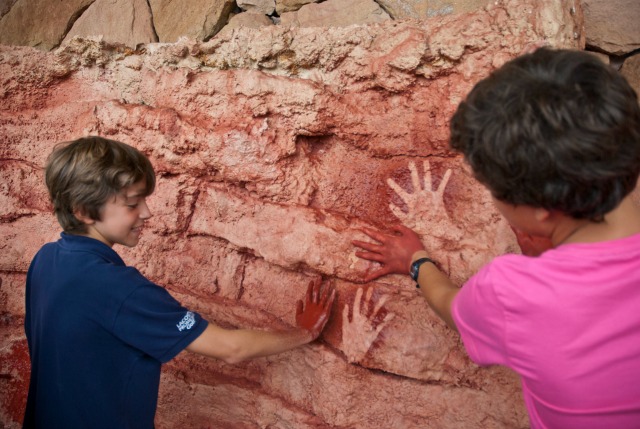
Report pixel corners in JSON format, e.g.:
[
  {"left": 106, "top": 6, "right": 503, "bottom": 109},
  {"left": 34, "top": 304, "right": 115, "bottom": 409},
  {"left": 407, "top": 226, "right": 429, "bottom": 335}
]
[
  {"left": 221, "top": 11, "right": 274, "bottom": 35},
  {"left": 0, "top": 0, "right": 585, "bottom": 428},
  {"left": 275, "top": 0, "right": 317, "bottom": 14},
  {"left": 0, "top": 0, "right": 95, "bottom": 50},
  {"left": 149, "top": 0, "right": 236, "bottom": 42},
  {"left": 62, "top": 0, "right": 158, "bottom": 47},
  {"left": 583, "top": 0, "right": 640, "bottom": 55},
  {"left": 621, "top": 53, "right": 640, "bottom": 95},
  {"left": 280, "top": 0, "right": 391, "bottom": 27},
  {"left": 377, "top": 0, "right": 493, "bottom": 19},
  {"left": 238, "top": 0, "right": 276, "bottom": 15},
  {"left": 0, "top": 0, "right": 18, "bottom": 19}
]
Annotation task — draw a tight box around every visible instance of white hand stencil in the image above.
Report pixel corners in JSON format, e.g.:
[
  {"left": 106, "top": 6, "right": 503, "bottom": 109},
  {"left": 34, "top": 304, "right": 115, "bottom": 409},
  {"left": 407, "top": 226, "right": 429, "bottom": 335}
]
[
  {"left": 342, "top": 288, "right": 395, "bottom": 364},
  {"left": 387, "top": 160, "right": 463, "bottom": 241}
]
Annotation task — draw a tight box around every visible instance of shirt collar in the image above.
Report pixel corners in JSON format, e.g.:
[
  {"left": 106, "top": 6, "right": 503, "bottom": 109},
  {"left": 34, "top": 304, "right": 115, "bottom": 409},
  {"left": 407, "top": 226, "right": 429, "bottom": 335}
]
[{"left": 59, "top": 232, "right": 125, "bottom": 266}]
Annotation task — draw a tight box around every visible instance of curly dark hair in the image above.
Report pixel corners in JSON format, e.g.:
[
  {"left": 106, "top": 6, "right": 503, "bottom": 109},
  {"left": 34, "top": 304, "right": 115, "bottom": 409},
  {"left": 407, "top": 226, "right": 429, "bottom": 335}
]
[
  {"left": 45, "top": 136, "right": 156, "bottom": 233},
  {"left": 450, "top": 47, "right": 640, "bottom": 220}
]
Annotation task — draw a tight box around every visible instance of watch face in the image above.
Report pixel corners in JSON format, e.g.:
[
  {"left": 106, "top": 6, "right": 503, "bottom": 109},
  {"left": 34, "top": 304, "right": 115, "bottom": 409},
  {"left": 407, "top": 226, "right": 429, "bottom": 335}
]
[{"left": 410, "top": 262, "right": 419, "bottom": 281}]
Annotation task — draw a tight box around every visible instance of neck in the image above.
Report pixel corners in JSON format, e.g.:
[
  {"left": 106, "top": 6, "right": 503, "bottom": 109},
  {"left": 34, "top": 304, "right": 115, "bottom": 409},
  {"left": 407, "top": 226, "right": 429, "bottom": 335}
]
[{"left": 551, "top": 196, "right": 640, "bottom": 246}]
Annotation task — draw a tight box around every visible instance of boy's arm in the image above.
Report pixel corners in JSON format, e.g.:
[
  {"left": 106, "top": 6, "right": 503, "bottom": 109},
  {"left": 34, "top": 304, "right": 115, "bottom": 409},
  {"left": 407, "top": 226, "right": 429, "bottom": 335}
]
[
  {"left": 186, "top": 280, "right": 335, "bottom": 363},
  {"left": 353, "top": 225, "right": 460, "bottom": 331}
]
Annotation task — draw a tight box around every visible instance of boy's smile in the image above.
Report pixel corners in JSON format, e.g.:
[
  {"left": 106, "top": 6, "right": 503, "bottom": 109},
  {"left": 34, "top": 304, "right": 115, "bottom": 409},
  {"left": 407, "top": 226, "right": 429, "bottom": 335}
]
[{"left": 81, "top": 180, "right": 153, "bottom": 248}]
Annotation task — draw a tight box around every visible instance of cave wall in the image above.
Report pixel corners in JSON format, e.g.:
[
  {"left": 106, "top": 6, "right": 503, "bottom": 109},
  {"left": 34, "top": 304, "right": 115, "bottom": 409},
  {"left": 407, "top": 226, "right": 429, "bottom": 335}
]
[{"left": 0, "top": 0, "right": 591, "bottom": 427}]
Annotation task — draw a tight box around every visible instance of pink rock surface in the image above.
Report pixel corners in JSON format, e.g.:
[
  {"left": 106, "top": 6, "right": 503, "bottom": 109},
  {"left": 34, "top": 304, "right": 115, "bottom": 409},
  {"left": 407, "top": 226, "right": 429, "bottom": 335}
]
[{"left": 0, "top": 1, "right": 583, "bottom": 427}]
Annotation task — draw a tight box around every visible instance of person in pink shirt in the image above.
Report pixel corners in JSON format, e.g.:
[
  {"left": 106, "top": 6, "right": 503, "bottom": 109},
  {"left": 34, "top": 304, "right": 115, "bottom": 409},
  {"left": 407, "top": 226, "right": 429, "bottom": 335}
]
[{"left": 353, "top": 47, "right": 640, "bottom": 428}]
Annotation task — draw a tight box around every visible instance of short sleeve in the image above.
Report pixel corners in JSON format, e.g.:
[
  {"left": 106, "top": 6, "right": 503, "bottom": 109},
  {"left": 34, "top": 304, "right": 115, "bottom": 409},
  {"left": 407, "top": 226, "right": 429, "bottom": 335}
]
[
  {"left": 452, "top": 263, "right": 510, "bottom": 367},
  {"left": 113, "top": 283, "right": 208, "bottom": 363}
]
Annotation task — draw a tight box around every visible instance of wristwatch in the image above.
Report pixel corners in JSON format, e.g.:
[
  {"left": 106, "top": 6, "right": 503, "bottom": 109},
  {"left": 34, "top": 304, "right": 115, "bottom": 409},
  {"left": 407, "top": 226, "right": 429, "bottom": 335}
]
[{"left": 410, "top": 257, "right": 436, "bottom": 288}]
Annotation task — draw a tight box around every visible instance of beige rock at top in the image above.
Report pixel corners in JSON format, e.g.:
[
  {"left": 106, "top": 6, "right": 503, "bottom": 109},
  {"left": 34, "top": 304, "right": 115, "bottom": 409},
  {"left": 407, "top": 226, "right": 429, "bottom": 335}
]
[
  {"left": 62, "top": 0, "right": 157, "bottom": 47},
  {"left": 280, "top": 0, "right": 391, "bottom": 27},
  {"left": 1, "top": 0, "right": 18, "bottom": 19},
  {"left": 621, "top": 53, "right": 640, "bottom": 98},
  {"left": 0, "top": 0, "right": 95, "bottom": 50},
  {"left": 237, "top": 0, "right": 276, "bottom": 15},
  {"left": 583, "top": 0, "right": 640, "bottom": 55},
  {"left": 275, "top": 0, "right": 317, "bottom": 14},
  {"left": 376, "top": 0, "right": 493, "bottom": 19},
  {"left": 149, "top": 0, "right": 236, "bottom": 42},
  {"left": 217, "top": 11, "right": 274, "bottom": 37}
]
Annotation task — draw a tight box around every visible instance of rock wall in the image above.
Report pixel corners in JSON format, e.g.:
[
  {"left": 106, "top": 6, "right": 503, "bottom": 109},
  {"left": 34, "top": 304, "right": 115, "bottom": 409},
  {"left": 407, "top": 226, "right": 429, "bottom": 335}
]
[{"left": 1, "top": 0, "right": 629, "bottom": 427}]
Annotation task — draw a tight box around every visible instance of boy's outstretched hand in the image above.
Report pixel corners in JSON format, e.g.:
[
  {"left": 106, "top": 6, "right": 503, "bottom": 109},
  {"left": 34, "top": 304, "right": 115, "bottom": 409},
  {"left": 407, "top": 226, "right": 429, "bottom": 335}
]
[
  {"left": 296, "top": 279, "right": 336, "bottom": 340},
  {"left": 353, "top": 225, "right": 425, "bottom": 282}
]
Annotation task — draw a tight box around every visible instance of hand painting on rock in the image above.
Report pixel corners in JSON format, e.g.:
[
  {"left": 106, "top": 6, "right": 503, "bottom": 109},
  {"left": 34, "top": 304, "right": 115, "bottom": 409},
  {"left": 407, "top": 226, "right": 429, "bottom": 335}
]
[
  {"left": 353, "top": 224, "right": 425, "bottom": 282},
  {"left": 341, "top": 287, "right": 394, "bottom": 363},
  {"left": 296, "top": 279, "right": 337, "bottom": 340},
  {"left": 387, "top": 160, "right": 463, "bottom": 242}
]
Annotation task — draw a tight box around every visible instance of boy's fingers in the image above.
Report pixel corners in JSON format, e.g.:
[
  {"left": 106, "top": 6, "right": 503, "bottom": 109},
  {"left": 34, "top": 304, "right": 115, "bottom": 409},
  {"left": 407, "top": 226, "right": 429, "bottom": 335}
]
[{"left": 296, "top": 299, "right": 304, "bottom": 316}]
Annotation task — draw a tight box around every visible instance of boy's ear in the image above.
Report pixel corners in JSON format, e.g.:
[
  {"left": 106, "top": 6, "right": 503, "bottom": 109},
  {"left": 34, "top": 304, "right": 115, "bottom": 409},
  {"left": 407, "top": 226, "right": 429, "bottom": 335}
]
[
  {"left": 534, "top": 207, "right": 552, "bottom": 223},
  {"left": 73, "top": 206, "right": 95, "bottom": 225}
]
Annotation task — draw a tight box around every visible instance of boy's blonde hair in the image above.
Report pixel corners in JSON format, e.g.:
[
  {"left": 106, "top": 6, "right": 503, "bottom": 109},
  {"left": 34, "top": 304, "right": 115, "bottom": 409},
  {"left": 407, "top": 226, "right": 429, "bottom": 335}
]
[{"left": 45, "top": 136, "right": 156, "bottom": 233}]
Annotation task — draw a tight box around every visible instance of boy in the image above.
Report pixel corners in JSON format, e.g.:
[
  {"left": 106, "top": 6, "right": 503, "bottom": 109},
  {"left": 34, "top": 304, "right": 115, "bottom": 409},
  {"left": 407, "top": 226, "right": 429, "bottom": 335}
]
[
  {"left": 353, "top": 48, "right": 640, "bottom": 427},
  {"left": 24, "top": 136, "right": 335, "bottom": 428}
]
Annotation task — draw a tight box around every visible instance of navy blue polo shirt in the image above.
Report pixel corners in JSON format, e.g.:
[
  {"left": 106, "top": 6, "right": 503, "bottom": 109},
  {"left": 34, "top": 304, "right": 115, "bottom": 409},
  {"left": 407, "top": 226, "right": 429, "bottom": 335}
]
[{"left": 23, "top": 233, "right": 208, "bottom": 429}]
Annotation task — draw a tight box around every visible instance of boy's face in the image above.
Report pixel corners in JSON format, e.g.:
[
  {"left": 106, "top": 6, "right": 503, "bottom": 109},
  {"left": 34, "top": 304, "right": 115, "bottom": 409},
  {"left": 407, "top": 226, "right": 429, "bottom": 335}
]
[
  {"left": 491, "top": 196, "right": 546, "bottom": 237},
  {"left": 82, "top": 180, "right": 152, "bottom": 248}
]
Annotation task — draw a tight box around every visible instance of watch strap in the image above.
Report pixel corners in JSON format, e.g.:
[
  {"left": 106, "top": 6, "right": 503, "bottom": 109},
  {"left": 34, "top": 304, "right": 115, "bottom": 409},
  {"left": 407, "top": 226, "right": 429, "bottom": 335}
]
[{"left": 410, "top": 257, "right": 436, "bottom": 288}]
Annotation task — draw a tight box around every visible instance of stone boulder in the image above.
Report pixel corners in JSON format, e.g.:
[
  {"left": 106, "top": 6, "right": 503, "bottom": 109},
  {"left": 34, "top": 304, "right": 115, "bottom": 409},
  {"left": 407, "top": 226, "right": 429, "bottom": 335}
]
[
  {"left": 377, "top": 0, "right": 493, "bottom": 19},
  {"left": 216, "top": 12, "right": 274, "bottom": 38},
  {"left": 583, "top": 0, "right": 640, "bottom": 55},
  {"left": 280, "top": 0, "right": 391, "bottom": 27},
  {"left": 0, "top": 0, "right": 95, "bottom": 50},
  {"left": 237, "top": 0, "right": 276, "bottom": 15},
  {"left": 149, "top": 0, "right": 236, "bottom": 42},
  {"left": 275, "top": 0, "right": 318, "bottom": 14},
  {"left": 62, "top": 0, "right": 157, "bottom": 47},
  {"left": 621, "top": 53, "right": 640, "bottom": 97},
  {"left": 0, "top": 0, "right": 18, "bottom": 19}
]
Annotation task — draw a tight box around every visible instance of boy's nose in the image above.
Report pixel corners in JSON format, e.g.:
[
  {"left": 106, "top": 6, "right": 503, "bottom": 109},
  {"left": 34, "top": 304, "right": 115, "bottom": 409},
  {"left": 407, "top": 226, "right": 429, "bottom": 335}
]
[{"left": 140, "top": 201, "right": 153, "bottom": 219}]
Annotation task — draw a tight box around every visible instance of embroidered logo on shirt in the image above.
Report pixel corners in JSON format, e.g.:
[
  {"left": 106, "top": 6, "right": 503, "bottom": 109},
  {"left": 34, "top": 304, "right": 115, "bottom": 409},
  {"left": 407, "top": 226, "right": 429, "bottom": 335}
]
[{"left": 176, "top": 311, "right": 196, "bottom": 331}]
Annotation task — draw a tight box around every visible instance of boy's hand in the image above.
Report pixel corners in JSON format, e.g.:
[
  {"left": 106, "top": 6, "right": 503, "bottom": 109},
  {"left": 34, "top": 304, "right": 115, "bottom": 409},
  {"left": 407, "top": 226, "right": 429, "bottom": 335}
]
[
  {"left": 353, "top": 224, "right": 425, "bottom": 282},
  {"left": 296, "top": 279, "right": 336, "bottom": 340}
]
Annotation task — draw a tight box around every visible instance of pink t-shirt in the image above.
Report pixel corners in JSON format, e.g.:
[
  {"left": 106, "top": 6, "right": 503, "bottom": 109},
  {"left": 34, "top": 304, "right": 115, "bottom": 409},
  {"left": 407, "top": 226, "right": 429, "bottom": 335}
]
[{"left": 452, "top": 233, "right": 640, "bottom": 429}]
